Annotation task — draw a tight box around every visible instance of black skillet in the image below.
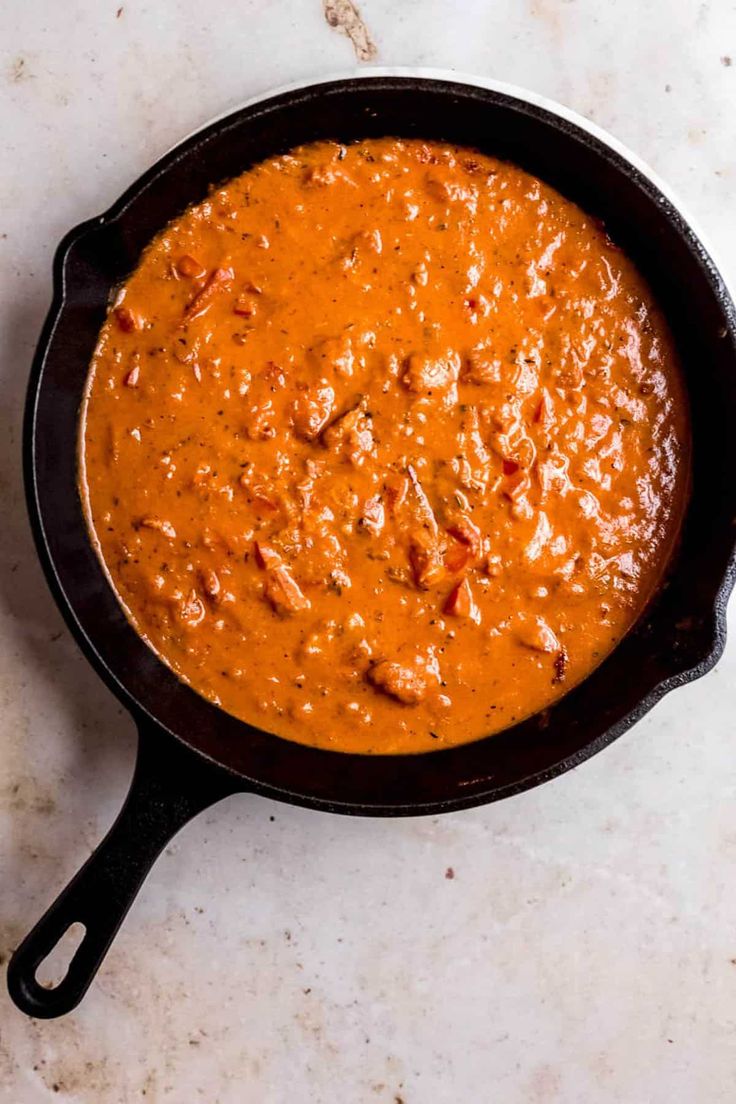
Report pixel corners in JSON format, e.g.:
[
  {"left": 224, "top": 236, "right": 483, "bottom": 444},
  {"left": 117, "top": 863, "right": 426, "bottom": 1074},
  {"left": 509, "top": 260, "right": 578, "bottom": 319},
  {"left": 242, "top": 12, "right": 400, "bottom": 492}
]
[{"left": 8, "top": 74, "right": 736, "bottom": 1019}]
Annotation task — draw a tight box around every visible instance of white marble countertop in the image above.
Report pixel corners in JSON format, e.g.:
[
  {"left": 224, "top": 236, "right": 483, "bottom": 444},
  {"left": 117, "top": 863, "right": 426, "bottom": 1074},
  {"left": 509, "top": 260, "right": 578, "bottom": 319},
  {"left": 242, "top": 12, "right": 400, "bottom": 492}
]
[{"left": 1, "top": 2, "right": 736, "bottom": 1101}]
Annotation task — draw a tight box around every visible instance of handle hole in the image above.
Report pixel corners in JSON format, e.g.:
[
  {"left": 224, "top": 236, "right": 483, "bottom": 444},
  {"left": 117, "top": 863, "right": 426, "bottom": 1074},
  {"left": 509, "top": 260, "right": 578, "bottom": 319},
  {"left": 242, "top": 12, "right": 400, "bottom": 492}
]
[{"left": 35, "top": 922, "right": 87, "bottom": 990}]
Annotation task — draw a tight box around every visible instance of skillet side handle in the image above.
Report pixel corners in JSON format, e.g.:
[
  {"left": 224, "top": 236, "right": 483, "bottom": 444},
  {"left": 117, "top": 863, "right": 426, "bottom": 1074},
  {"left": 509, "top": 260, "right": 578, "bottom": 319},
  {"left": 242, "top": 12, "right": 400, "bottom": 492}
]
[{"left": 7, "top": 723, "right": 242, "bottom": 1019}]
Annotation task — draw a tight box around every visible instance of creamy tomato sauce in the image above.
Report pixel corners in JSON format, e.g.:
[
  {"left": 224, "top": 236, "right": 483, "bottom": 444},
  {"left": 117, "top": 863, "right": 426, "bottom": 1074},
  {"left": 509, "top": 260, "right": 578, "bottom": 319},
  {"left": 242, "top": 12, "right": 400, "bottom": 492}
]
[{"left": 80, "top": 138, "right": 689, "bottom": 753}]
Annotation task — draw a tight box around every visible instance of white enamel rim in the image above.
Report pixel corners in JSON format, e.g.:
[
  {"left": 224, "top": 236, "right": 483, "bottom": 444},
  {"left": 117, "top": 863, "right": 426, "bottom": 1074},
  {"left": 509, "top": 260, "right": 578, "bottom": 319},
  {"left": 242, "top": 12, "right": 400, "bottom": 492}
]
[{"left": 167, "top": 66, "right": 728, "bottom": 289}]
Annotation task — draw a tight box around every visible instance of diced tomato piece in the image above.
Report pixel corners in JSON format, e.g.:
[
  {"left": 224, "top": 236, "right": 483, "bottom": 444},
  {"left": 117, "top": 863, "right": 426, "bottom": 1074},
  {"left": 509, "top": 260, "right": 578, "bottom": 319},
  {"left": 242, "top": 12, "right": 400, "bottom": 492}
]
[
  {"left": 176, "top": 254, "right": 206, "bottom": 279},
  {"left": 446, "top": 516, "right": 482, "bottom": 556},
  {"left": 114, "top": 306, "right": 141, "bottom": 332},
  {"left": 264, "top": 564, "right": 310, "bottom": 614},
  {"left": 184, "top": 265, "right": 235, "bottom": 321},
  {"left": 253, "top": 541, "right": 281, "bottom": 569},
  {"left": 443, "top": 578, "right": 478, "bottom": 620},
  {"left": 253, "top": 541, "right": 309, "bottom": 614},
  {"left": 444, "top": 540, "right": 470, "bottom": 574},
  {"left": 503, "top": 471, "right": 531, "bottom": 501}
]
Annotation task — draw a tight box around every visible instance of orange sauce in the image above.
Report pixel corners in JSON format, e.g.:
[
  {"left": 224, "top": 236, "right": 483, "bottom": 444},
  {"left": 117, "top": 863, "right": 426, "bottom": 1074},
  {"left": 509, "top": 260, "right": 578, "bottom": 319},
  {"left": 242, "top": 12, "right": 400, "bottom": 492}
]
[{"left": 80, "top": 138, "right": 689, "bottom": 753}]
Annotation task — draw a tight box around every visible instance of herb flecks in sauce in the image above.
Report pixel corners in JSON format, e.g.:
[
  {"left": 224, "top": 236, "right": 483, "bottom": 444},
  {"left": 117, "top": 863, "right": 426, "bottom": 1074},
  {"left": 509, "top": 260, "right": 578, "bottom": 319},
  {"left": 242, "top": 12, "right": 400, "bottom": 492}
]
[{"left": 80, "top": 139, "right": 689, "bottom": 753}]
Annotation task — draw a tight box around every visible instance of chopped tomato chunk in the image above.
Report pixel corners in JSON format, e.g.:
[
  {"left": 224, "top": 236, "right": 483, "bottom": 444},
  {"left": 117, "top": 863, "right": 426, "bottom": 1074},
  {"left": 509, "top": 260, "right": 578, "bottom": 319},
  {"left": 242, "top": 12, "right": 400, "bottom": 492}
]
[
  {"left": 444, "top": 540, "right": 470, "bottom": 574},
  {"left": 264, "top": 564, "right": 310, "bottom": 614},
  {"left": 443, "top": 578, "right": 479, "bottom": 622},
  {"left": 114, "top": 306, "right": 142, "bottom": 332},
  {"left": 176, "top": 254, "right": 206, "bottom": 279},
  {"left": 446, "top": 516, "right": 482, "bottom": 557},
  {"left": 184, "top": 265, "right": 234, "bottom": 321}
]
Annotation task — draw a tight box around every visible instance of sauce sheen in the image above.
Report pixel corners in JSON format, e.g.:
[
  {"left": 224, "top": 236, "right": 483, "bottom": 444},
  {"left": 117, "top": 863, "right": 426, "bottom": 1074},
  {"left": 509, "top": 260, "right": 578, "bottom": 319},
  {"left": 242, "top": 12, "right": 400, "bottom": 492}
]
[{"left": 80, "top": 138, "right": 689, "bottom": 753}]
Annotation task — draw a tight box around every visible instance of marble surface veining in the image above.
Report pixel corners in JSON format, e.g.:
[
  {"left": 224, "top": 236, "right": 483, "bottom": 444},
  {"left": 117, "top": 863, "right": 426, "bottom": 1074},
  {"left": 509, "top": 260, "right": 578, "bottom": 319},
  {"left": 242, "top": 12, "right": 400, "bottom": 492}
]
[{"left": 1, "top": 2, "right": 736, "bottom": 1101}]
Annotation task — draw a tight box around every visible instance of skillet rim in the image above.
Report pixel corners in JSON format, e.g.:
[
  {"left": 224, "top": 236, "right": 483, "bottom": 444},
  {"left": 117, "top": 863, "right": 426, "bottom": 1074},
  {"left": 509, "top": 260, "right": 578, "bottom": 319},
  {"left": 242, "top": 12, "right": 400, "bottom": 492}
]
[{"left": 24, "top": 70, "right": 736, "bottom": 815}]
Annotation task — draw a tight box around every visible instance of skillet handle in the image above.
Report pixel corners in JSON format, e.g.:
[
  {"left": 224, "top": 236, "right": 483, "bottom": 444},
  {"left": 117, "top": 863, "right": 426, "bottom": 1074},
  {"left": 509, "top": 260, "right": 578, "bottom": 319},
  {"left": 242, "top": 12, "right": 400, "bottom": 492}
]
[{"left": 7, "top": 722, "right": 242, "bottom": 1019}]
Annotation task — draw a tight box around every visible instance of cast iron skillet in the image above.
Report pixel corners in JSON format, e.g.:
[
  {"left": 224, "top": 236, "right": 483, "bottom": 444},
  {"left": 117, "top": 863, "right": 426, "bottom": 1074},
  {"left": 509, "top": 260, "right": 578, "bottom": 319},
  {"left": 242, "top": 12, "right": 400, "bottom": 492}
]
[{"left": 8, "top": 73, "right": 736, "bottom": 1019}]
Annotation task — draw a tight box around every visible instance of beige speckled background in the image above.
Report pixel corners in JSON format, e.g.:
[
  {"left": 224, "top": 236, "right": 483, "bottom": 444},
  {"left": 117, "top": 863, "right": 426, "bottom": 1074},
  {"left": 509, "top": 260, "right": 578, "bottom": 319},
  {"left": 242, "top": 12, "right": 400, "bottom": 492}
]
[{"left": 1, "top": 2, "right": 736, "bottom": 1101}]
